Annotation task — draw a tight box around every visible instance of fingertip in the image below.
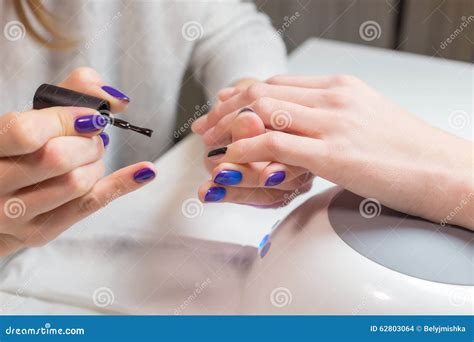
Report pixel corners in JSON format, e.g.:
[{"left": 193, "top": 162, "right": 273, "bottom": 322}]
[
  {"left": 192, "top": 116, "right": 208, "bottom": 134},
  {"left": 132, "top": 162, "right": 157, "bottom": 184}
]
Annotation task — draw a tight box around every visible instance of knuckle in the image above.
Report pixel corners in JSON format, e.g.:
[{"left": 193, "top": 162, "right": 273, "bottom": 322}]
[
  {"left": 266, "top": 74, "right": 285, "bottom": 84},
  {"left": 38, "top": 141, "right": 69, "bottom": 172},
  {"left": 322, "top": 90, "right": 351, "bottom": 108},
  {"left": 78, "top": 193, "right": 103, "bottom": 214},
  {"left": 253, "top": 97, "right": 273, "bottom": 114},
  {"left": 68, "top": 67, "right": 99, "bottom": 84},
  {"left": 65, "top": 169, "right": 93, "bottom": 195},
  {"left": 246, "top": 82, "right": 266, "bottom": 101},
  {"left": 332, "top": 74, "right": 359, "bottom": 86},
  {"left": 264, "top": 131, "right": 285, "bottom": 157},
  {"left": 8, "top": 115, "right": 40, "bottom": 153}
]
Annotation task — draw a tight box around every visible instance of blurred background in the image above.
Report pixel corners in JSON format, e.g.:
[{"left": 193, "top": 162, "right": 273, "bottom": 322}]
[
  {"left": 256, "top": 0, "right": 473, "bottom": 62},
  {"left": 177, "top": 0, "right": 473, "bottom": 140}
]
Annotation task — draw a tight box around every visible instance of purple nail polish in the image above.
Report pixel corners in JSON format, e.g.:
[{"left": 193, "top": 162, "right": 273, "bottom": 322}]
[
  {"left": 74, "top": 115, "right": 108, "bottom": 133},
  {"left": 214, "top": 170, "right": 242, "bottom": 186},
  {"left": 133, "top": 167, "right": 156, "bottom": 183},
  {"left": 238, "top": 107, "right": 255, "bottom": 114},
  {"left": 204, "top": 187, "right": 226, "bottom": 202},
  {"left": 265, "top": 171, "right": 286, "bottom": 187},
  {"left": 102, "top": 85, "right": 130, "bottom": 102},
  {"left": 99, "top": 132, "right": 109, "bottom": 147}
]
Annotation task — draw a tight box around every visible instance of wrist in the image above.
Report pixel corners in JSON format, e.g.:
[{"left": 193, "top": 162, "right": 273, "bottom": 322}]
[{"left": 432, "top": 138, "right": 474, "bottom": 230}]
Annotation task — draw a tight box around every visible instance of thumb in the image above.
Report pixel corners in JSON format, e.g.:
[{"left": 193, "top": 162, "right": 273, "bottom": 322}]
[{"left": 231, "top": 109, "right": 266, "bottom": 142}]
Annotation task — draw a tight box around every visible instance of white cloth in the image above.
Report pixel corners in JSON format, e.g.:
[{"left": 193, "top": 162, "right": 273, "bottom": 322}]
[{"left": 0, "top": 0, "right": 287, "bottom": 170}]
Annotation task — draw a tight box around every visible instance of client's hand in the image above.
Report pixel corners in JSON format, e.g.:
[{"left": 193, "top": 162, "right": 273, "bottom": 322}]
[
  {"left": 196, "top": 75, "right": 473, "bottom": 230},
  {"left": 0, "top": 67, "right": 157, "bottom": 256},
  {"left": 199, "top": 108, "right": 313, "bottom": 206}
]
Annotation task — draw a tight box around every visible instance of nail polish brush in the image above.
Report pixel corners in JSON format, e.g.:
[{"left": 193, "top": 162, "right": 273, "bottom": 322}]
[{"left": 33, "top": 84, "right": 153, "bottom": 137}]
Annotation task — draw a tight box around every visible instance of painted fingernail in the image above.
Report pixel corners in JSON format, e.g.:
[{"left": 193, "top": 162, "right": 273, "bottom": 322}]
[
  {"left": 99, "top": 132, "right": 110, "bottom": 147},
  {"left": 265, "top": 171, "right": 286, "bottom": 187},
  {"left": 204, "top": 187, "right": 226, "bottom": 202},
  {"left": 258, "top": 234, "right": 271, "bottom": 258},
  {"left": 133, "top": 167, "right": 156, "bottom": 183},
  {"left": 207, "top": 147, "right": 227, "bottom": 158},
  {"left": 238, "top": 107, "right": 255, "bottom": 114},
  {"left": 74, "top": 115, "right": 108, "bottom": 133},
  {"left": 102, "top": 85, "right": 130, "bottom": 102},
  {"left": 214, "top": 170, "right": 242, "bottom": 186}
]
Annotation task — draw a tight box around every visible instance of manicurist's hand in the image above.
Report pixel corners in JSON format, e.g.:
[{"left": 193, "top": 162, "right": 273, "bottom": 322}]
[
  {"left": 0, "top": 67, "right": 157, "bottom": 256},
  {"left": 198, "top": 75, "right": 474, "bottom": 230}
]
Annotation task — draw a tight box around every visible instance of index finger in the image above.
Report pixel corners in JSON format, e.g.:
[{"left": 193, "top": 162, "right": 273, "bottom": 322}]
[{"left": 0, "top": 107, "right": 107, "bottom": 157}]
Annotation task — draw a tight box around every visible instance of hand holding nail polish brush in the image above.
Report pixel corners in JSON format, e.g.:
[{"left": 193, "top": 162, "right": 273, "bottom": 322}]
[{"left": 0, "top": 68, "right": 157, "bottom": 258}]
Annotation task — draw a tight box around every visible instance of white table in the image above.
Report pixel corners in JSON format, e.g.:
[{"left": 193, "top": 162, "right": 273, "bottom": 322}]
[{"left": 1, "top": 38, "right": 472, "bottom": 315}]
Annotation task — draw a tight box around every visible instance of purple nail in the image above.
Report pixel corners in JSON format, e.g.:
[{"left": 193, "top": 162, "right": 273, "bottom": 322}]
[
  {"left": 133, "top": 167, "right": 156, "bottom": 183},
  {"left": 74, "top": 115, "right": 107, "bottom": 133},
  {"left": 204, "top": 187, "right": 226, "bottom": 202},
  {"left": 238, "top": 107, "right": 255, "bottom": 114},
  {"left": 99, "top": 132, "right": 109, "bottom": 147},
  {"left": 214, "top": 170, "right": 242, "bottom": 186},
  {"left": 102, "top": 85, "right": 130, "bottom": 102},
  {"left": 265, "top": 171, "right": 286, "bottom": 187}
]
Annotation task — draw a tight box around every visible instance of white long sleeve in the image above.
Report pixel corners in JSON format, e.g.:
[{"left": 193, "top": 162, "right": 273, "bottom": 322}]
[{"left": 190, "top": 0, "right": 288, "bottom": 98}]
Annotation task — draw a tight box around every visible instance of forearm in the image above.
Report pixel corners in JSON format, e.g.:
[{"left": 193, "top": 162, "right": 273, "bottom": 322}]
[{"left": 431, "top": 138, "right": 474, "bottom": 230}]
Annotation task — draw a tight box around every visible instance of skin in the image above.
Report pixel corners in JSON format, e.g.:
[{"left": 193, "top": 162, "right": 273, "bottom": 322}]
[
  {"left": 199, "top": 77, "right": 314, "bottom": 206},
  {"left": 0, "top": 67, "right": 157, "bottom": 256},
  {"left": 193, "top": 75, "right": 474, "bottom": 230}
]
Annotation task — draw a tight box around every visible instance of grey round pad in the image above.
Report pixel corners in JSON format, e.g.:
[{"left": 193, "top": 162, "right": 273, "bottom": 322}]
[{"left": 328, "top": 190, "right": 473, "bottom": 285}]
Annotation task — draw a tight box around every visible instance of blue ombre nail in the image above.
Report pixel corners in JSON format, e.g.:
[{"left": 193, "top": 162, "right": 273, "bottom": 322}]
[
  {"left": 99, "top": 132, "right": 109, "bottom": 147},
  {"left": 214, "top": 170, "right": 242, "bottom": 186},
  {"left": 102, "top": 85, "right": 130, "bottom": 102},
  {"left": 204, "top": 187, "right": 226, "bottom": 202},
  {"left": 258, "top": 234, "right": 271, "bottom": 258},
  {"left": 133, "top": 167, "right": 156, "bottom": 183},
  {"left": 264, "top": 171, "right": 286, "bottom": 187},
  {"left": 74, "top": 115, "right": 107, "bottom": 133}
]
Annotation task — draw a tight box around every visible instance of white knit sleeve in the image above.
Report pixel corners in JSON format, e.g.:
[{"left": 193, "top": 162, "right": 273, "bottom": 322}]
[{"left": 189, "top": 0, "right": 288, "bottom": 99}]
